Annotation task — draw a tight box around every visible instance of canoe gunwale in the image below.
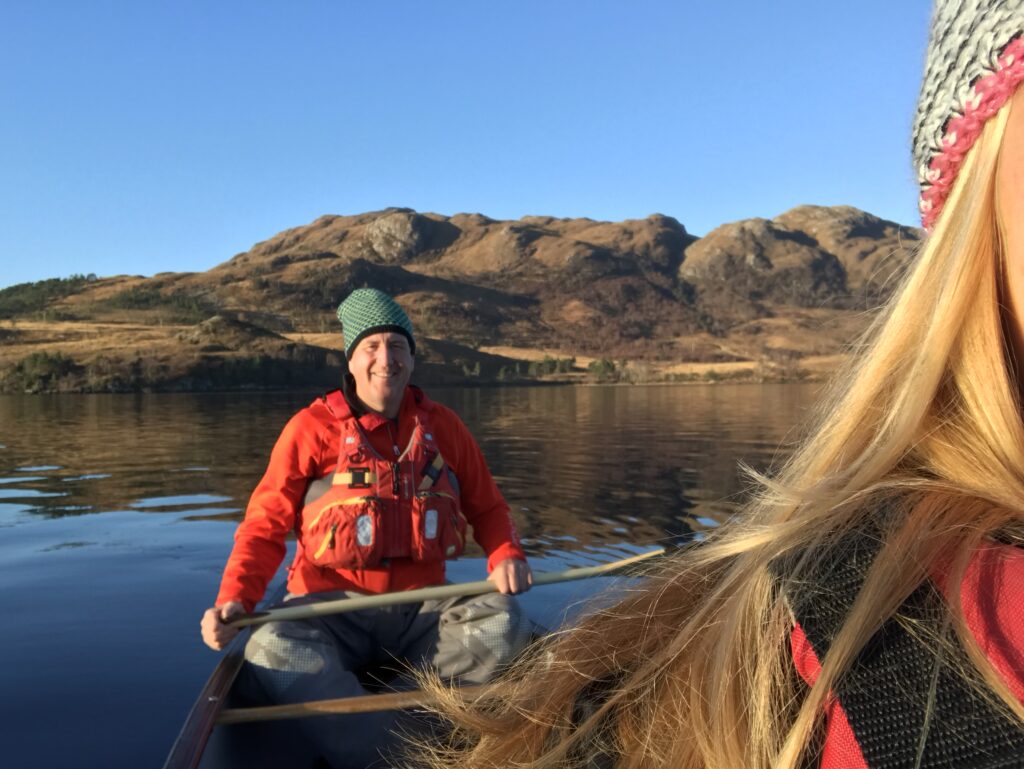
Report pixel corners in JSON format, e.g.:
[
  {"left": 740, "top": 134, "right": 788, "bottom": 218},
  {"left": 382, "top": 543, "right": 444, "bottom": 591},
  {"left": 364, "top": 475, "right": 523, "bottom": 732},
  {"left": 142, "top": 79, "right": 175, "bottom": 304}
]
[{"left": 162, "top": 628, "right": 249, "bottom": 769}]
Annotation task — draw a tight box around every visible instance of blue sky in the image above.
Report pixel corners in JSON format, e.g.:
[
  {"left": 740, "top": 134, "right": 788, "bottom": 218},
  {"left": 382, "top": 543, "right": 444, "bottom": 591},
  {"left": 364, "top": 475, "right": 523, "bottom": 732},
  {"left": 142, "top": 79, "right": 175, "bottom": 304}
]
[{"left": 0, "top": 1, "right": 932, "bottom": 289}]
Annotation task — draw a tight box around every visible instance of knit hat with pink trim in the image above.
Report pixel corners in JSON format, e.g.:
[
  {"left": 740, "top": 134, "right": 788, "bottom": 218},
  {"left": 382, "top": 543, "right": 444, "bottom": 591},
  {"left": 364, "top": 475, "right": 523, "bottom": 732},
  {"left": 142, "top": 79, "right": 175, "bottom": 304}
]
[{"left": 913, "top": 0, "right": 1024, "bottom": 229}]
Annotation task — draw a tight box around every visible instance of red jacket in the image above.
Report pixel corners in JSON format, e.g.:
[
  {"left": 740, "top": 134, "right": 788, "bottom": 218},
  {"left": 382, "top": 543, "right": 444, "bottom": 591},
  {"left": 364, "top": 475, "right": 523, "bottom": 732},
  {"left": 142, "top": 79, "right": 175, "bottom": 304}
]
[
  {"left": 792, "top": 543, "right": 1024, "bottom": 768},
  {"left": 216, "top": 386, "right": 526, "bottom": 611}
]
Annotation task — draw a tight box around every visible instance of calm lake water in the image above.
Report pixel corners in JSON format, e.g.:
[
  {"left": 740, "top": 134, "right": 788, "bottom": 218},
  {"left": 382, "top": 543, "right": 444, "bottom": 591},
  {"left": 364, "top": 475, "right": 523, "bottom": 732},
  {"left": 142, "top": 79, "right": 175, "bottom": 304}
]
[{"left": 0, "top": 383, "right": 817, "bottom": 769}]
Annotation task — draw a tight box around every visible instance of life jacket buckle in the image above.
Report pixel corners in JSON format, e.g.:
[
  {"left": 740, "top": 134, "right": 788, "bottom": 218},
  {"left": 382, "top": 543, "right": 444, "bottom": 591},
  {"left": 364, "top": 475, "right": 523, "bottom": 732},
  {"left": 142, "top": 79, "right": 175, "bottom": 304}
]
[{"left": 346, "top": 467, "right": 373, "bottom": 489}]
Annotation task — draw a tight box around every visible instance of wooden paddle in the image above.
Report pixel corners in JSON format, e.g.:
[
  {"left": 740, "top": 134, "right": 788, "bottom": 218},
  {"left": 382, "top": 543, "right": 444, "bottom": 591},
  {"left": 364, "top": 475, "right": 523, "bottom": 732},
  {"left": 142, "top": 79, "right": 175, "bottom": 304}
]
[
  {"left": 215, "top": 547, "right": 666, "bottom": 725},
  {"left": 217, "top": 684, "right": 489, "bottom": 725},
  {"left": 229, "top": 546, "right": 666, "bottom": 628}
]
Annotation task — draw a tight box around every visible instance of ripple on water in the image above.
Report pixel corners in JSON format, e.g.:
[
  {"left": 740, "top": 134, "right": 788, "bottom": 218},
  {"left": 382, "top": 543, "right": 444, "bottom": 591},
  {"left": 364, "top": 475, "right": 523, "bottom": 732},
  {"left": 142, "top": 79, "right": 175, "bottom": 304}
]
[
  {"left": 0, "top": 488, "right": 69, "bottom": 500},
  {"left": 41, "top": 504, "right": 95, "bottom": 515},
  {"left": 62, "top": 473, "right": 112, "bottom": 482},
  {"left": 0, "top": 476, "right": 45, "bottom": 485},
  {"left": 179, "top": 508, "right": 244, "bottom": 522},
  {"left": 40, "top": 541, "right": 97, "bottom": 552},
  {"left": 0, "top": 501, "right": 27, "bottom": 526},
  {"left": 130, "top": 494, "right": 234, "bottom": 509},
  {"left": 540, "top": 545, "right": 640, "bottom": 568},
  {"left": 16, "top": 465, "right": 62, "bottom": 472}
]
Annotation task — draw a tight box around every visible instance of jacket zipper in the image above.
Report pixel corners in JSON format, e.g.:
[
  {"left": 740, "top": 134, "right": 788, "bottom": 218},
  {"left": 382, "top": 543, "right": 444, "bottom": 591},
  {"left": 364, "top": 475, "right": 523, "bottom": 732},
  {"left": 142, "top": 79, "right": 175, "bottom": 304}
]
[{"left": 314, "top": 523, "right": 338, "bottom": 560}]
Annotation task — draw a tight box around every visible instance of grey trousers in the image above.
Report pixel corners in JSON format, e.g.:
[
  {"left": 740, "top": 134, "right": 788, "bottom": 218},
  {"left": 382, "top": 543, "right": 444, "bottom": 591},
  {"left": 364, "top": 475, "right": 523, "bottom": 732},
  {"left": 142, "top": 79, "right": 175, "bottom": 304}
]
[{"left": 239, "top": 590, "right": 531, "bottom": 768}]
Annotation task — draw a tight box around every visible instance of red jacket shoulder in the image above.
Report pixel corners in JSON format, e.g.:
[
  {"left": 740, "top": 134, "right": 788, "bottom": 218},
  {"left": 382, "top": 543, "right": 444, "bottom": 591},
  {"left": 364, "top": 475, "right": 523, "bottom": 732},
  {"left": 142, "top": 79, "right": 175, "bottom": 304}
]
[{"left": 271, "top": 393, "right": 344, "bottom": 466}]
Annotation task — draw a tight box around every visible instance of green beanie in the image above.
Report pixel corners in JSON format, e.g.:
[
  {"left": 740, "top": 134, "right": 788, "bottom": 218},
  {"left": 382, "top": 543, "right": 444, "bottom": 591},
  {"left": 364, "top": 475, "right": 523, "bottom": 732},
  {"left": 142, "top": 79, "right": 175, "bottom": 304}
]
[{"left": 336, "top": 288, "right": 416, "bottom": 359}]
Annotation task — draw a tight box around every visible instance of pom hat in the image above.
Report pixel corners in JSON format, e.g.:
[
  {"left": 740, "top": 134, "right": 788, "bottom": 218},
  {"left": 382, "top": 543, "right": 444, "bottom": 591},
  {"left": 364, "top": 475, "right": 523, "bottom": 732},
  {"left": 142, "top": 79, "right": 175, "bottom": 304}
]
[
  {"left": 336, "top": 288, "right": 416, "bottom": 359},
  {"left": 913, "top": 0, "right": 1024, "bottom": 229}
]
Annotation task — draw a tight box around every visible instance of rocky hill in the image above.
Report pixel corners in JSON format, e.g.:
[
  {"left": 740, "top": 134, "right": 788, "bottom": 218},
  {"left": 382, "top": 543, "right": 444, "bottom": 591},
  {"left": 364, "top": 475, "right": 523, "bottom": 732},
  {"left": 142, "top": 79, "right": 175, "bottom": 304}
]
[{"left": 0, "top": 205, "right": 921, "bottom": 392}]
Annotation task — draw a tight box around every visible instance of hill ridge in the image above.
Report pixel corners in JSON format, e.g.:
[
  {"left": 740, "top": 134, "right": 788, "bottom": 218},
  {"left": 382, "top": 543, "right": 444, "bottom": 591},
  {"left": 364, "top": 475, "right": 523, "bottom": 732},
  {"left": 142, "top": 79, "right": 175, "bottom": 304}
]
[{"left": 0, "top": 205, "right": 921, "bottom": 392}]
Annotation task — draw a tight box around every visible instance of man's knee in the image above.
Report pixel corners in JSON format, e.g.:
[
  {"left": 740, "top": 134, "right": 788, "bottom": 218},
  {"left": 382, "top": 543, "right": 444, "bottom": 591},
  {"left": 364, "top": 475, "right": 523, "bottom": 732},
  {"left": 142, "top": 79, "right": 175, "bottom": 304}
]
[
  {"left": 434, "top": 593, "right": 533, "bottom": 681},
  {"left": 245, "top": 620, "right": 332, "bottom": 674},
  {"left": 240, "top": 619, "right": 343, "bottom": 703}
]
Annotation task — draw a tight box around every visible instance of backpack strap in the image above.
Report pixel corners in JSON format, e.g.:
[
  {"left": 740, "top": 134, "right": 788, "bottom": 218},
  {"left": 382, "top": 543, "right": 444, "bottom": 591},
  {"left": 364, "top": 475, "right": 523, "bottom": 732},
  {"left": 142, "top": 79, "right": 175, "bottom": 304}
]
[{"left": 776, "top": 528, "right": 1024, "bottom": 768}]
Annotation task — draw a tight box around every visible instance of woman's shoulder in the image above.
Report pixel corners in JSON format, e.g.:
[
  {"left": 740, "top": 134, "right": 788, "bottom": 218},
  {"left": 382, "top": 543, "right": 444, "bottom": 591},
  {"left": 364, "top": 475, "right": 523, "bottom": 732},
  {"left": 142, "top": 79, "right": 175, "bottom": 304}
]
[
  {"left": 966, "top": 538, "right": 1024, "bottom": 575},
  {"left": 958, "top": 541, "right": 1024, "bottom": 700},
  {"left": 938, "top": 538, "right": 1024, "bottom": 617}
]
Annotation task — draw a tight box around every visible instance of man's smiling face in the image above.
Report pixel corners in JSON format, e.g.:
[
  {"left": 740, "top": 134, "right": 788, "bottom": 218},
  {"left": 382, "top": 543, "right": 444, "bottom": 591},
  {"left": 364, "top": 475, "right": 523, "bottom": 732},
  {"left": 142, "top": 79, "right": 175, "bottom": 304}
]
[{"left": 348, "top": 331, "right": 414, "bottom": 417}]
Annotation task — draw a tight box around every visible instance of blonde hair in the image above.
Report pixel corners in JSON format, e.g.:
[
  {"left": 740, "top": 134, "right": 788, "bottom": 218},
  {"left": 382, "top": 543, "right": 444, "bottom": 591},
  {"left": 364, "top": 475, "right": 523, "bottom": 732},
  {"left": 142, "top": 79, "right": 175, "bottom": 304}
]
[{"left": 413, "top": 101, "right": 1024, "bottom": 769}]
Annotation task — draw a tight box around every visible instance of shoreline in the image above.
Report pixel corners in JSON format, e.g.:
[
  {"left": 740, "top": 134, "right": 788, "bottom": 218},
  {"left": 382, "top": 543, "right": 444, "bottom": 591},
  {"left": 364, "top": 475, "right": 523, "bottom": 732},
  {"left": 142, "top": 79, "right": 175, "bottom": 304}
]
[{"left": 0, "top": 319, "right": 844, "bottom": 395}]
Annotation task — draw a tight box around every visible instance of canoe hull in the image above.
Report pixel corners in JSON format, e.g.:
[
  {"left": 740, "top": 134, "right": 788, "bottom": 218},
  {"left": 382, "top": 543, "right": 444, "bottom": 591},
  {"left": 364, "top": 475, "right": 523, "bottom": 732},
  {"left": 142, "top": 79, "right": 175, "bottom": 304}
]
[{"left": 166, "top": 575, "right": 624, "bottom": 769}]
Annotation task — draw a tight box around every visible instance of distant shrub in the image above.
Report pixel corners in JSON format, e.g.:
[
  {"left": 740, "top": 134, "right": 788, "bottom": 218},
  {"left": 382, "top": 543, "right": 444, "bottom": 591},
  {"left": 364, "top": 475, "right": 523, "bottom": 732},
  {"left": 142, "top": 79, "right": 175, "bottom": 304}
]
[
  {"left": 667, "top": 372, "right": 700, "bottom": 383},
  {"left": 527, "top": 356, "right": 575, "bottom": 377},
  {"left": 0, "top": 274, "right": 97, "bottom": 319},
  {"left": 587, "top": 358, "right": 618, "bottom": 382},
  {"left": 82, "top": 354, "right": 145, "bottom": 392},
  {"left": 106, "top": 285, "right": 166, "bottom": 308},
  {"left": 619, "top": 361, "right": 655, "bottom": 384},
  {"left": 3, "top": 351, "right": 80, "bottom": 392},
  {"left": 104, "top": 286, "right": 215, "bottom": 323}
]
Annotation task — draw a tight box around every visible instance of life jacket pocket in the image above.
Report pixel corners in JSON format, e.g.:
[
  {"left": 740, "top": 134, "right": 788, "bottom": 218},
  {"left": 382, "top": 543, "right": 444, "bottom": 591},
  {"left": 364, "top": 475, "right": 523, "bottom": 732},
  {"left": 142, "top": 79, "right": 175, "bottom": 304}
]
[
  {"left": 411, "top": 492, "right": 467, "bottom": 561},
  {"left": 301, "top": 496, "right": 384, "bottom": 570}
]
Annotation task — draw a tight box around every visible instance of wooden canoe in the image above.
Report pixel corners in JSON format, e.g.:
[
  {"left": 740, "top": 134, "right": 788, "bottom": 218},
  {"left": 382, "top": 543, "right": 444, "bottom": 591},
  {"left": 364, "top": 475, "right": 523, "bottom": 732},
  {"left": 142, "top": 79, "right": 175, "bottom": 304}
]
[{"left": 163, "top": 554, "right": 655, "bottom": 769}]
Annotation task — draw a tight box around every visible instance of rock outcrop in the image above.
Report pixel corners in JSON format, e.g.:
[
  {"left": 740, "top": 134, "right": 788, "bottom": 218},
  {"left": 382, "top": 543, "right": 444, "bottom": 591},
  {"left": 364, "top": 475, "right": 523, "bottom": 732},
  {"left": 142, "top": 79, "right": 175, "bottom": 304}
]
[{"left": 680, "top": 206, "right": 920, "bottom": 323}]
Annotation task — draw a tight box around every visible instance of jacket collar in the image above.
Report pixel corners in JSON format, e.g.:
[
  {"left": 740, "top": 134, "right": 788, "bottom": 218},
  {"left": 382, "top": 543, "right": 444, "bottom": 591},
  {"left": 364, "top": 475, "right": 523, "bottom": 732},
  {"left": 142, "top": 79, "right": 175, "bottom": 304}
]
[{"left": 331, "top": 378, "right": 431, "bottom": 430}]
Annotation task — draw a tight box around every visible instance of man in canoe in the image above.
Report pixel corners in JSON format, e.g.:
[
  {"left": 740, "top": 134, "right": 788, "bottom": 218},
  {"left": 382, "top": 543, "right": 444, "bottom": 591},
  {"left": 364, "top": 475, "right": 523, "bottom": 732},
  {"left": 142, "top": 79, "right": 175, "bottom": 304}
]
[{"left": 200, "top": 287, "right": 533, "bottom": 768}]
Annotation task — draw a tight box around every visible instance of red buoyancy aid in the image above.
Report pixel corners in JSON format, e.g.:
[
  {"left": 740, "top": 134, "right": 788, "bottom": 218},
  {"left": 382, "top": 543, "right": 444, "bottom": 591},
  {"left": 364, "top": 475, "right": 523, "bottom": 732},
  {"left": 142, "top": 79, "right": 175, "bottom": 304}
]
[{"left": 297, "top": 390, "right": 468, "bottom": 571}]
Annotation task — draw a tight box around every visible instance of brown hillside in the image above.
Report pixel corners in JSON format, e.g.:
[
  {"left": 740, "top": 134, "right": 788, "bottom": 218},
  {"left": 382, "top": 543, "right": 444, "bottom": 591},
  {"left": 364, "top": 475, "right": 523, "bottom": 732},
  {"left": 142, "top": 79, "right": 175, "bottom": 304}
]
[
  {"left": 680, "top": 206, "right": 920, "bottom": 331},
  {"left": 0, "top": 205, "right": 921, "bottom": 392}
]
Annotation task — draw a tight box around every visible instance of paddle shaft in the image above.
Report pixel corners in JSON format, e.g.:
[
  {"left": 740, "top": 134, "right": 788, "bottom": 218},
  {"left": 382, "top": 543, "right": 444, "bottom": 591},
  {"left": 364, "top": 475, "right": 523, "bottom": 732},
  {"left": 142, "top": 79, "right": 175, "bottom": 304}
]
[
  {"left": 217, "top": 685, "right": 488, "bottom": 725},
  {"left": 230, "top": 547, "right": 665, "bottom": 628}
]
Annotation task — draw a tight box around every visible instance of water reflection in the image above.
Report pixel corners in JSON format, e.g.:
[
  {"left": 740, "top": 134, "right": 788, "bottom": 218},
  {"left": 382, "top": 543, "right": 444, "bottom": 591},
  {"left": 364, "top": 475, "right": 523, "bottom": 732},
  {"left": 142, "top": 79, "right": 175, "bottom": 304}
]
[
  {"left": 0, "top": 385, "right": 816, "bottom": 547},
  {"left": 0, "top": 385, "right": 814, "bottom": 550},
  {"left": 0, "top": 391, "right": 313, "bottom": 520},
  {"left": 439, "top": 384, "right": 813, "bottom": 548}
]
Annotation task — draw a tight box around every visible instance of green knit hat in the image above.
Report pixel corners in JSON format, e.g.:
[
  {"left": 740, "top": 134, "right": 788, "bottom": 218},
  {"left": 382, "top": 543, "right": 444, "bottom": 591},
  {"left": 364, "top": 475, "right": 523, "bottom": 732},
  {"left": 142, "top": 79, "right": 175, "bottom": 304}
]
[{"left": 336, "top": 288, "right": 416, "bottom": 359}]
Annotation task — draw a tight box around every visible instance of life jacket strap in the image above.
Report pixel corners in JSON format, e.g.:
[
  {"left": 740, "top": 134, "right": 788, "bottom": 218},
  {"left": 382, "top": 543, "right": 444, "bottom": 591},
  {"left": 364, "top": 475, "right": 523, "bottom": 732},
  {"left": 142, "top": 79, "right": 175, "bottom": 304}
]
[
  {"left": 334, "top": 468, "right": 377, "bottom": 488},
  {"left": 418, "top": 451, "right": 446, "bottom": 491}
]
